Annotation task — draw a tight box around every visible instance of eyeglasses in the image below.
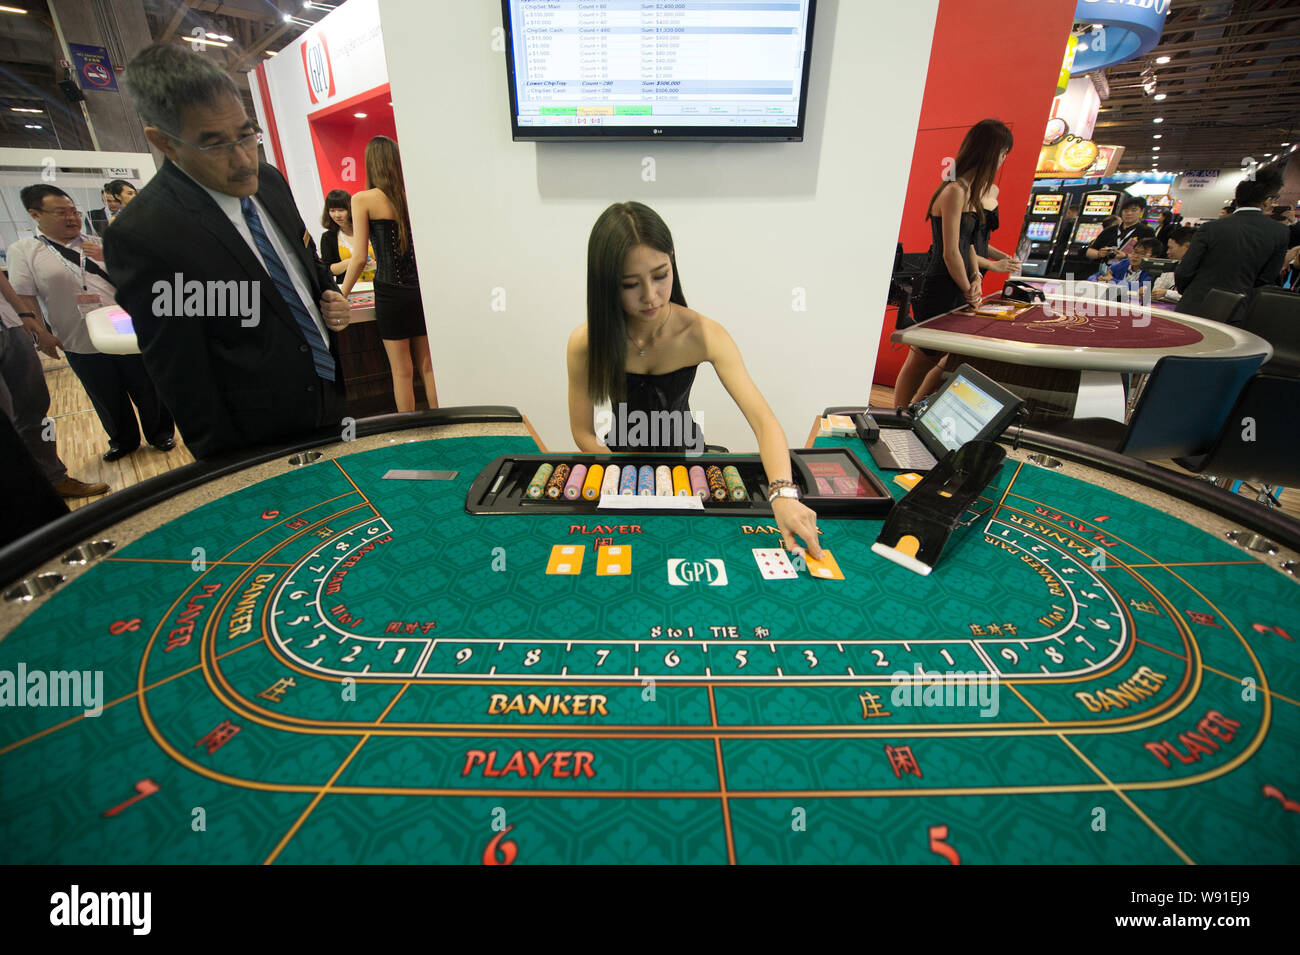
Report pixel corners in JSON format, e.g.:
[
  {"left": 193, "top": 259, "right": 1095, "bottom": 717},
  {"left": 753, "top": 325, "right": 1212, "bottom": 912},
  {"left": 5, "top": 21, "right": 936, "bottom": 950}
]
[
  {"left": 159, "top": 127, "right": 263, "bottom": 154},
  {"left": 41, "top": 207, "right": 82, "bottom": 218}
]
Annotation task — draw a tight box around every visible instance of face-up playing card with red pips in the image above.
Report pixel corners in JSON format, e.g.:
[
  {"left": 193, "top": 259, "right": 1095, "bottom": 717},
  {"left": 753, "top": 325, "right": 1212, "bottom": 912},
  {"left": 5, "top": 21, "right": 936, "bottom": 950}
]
[{"left": 753, "top": 548, "right": 797, "bottom": 580}]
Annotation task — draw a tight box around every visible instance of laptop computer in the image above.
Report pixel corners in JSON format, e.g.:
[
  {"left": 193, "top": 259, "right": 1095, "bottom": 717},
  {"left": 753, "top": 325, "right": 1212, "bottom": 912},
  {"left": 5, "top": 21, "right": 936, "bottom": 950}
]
[{"left": 867, "top": 364, "right": 1023, "bottom": 472}]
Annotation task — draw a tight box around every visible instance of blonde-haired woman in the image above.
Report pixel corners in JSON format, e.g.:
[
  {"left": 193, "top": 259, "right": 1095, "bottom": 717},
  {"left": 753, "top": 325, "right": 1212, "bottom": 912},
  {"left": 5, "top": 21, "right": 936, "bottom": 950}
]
[{"left": 340, "top": 136, "right": 437, "bottom": 411}]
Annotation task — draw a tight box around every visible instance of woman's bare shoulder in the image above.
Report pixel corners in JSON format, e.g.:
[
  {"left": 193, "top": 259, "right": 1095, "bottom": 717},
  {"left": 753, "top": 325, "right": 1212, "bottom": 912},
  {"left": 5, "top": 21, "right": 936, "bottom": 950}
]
[{"left": 567, "top": 324, "right": 589, "bottom": 356}]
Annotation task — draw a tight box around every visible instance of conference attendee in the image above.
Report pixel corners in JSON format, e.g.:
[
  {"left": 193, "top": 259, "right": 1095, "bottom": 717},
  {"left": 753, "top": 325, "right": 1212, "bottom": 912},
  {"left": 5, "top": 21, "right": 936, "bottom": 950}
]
[
  {"left": 1281, "top": 244, "right": 1300, "bottom": 290},
  {"left": 1085, "top": 197, "right": 1155, "bottom": 263},
  {"left": 565, "top": 200, "right": 822, "bottom": 559},
  {"left": 1154, "top": 208, "right": 1178, "bottom": 250},
  {"left": 10, "top": 184, "right": 175, "bottom": 461},
  {"left": 1218, "top": 201, "right": 1235, "bottom": 218},
  {"left": 894, "top": 118, "right": 1013, "bottom": 408},
  {"left": 1174, "top": 167, "right": 1289, "bottom": 321},
  {"left": 1152, "top": 225, "right": 1194, "bottom": 303},
  {"left": 105, "top": 43, "right": 352, "bottom": 460},
  {"left": 106, "top": 179, "right": 138, "bottom": 208},
  {"left": 0, "top": 270, "right": 107, "bottom": 499},
  {"left": 319, "top": 189, "right": 374, "bottom": 285},
  {"left": 339, "top": 136, "right": 437, "bottom": 412},
  {"left": 1092, "top": 236, "right": 1159, "bottom": 288},
  {"left": 85, "top": 186, "right": 120, "bottom": 237}
]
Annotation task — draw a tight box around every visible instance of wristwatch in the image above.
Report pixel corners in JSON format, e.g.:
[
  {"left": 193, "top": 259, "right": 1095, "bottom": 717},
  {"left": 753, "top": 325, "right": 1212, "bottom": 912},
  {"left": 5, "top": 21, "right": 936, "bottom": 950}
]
[{"left": 768, "top": 485, "right": 801, "bottom": 503}]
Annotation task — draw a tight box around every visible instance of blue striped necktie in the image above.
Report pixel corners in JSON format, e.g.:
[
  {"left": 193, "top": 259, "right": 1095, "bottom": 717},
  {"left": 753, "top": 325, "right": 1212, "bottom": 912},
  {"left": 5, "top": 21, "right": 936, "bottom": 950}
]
[{"left": 239, "top": 197, "right": 335, "bottom": 381}]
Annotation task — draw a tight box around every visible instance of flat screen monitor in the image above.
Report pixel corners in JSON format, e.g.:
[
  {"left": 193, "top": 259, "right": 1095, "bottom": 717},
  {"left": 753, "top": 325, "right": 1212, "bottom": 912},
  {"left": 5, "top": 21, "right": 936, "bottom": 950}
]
[
  {"left": 1026, "top": 221, "right": 1056, "bottom": 240},
  {"left": 1074, "top": 221, "right": 1105, "bottom": 245},
  {"left": 500, "top": 0, "right": 817, "bottom": 141},
  {"left": 1031, "top": 193, "right": 1064, "bottom": 216},
  {"left": 916, "top": 365, "right": 1021, "bottom": 455}
]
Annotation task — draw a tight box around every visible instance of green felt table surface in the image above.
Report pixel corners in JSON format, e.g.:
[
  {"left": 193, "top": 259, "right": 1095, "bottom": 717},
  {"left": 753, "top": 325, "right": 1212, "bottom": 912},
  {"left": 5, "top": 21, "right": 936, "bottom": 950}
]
[{"left": 1, "top": 432, "right": 1297, "bottom": 864}]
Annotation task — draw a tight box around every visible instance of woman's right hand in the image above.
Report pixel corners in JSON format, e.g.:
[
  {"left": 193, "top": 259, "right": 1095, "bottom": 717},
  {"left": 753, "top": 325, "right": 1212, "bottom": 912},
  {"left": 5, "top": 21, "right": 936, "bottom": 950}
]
[{"left": 964, "top": 282, "right": 982, "bottom": 307}]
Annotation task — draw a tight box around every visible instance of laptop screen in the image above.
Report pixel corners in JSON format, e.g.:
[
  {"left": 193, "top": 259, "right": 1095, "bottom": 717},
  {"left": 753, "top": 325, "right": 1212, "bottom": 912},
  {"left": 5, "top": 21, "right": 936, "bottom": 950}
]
[{"left": 918, "top": 373, "right": 1010, "bottom": 452}]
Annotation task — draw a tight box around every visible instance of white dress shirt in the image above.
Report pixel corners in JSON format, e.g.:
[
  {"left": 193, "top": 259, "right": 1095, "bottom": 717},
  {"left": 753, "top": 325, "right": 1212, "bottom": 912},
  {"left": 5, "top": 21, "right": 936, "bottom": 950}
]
[
  {"left": 1152, "top": 270, "right": 1180, "bottom": 302},
  {"left": 176, "top": 166, "right": 328, "bottom": 341},
  {"left": 7, "top": 232, "right": 110, "bottom": 355}
]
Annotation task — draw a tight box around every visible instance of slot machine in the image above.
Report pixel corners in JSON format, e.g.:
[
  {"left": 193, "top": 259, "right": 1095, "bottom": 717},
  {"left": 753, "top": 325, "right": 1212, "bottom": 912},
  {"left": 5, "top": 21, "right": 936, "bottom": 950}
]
[{"left": 1018, "top": 190, "right": 1068, "bottom": 276}]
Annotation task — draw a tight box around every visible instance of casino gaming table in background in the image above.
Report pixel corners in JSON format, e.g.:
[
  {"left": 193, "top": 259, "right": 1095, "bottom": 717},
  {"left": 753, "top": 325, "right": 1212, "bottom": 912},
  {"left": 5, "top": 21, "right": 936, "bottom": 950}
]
[{"left": 1, "top": 408, "right": 1297, "bottom": 864}]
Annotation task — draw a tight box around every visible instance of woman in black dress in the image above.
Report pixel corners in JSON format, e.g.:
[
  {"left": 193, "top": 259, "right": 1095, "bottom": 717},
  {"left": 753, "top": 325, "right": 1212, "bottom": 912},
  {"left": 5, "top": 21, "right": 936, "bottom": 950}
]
[
  {"left": 566, "top": 201, "right": 822, "bottom": 558},
  {"left": 319, "top": 189, "right": 373, "bottom": 285},
  {"left": 894, "top": 119, "right": 1014, "bottom": 408},
  {"left": 340, "top": 137, "right": 436, "bottom": 411}
]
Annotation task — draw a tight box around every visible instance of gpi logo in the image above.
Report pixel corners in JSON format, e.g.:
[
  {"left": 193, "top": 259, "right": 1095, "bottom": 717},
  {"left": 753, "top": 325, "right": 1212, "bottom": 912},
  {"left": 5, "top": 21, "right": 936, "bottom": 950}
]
[
  {"left": 666, "top": 559, "right": 728, "bottom": 587},
  {"left": 301, "top": 33, "right": 335, "bottom": 104}
]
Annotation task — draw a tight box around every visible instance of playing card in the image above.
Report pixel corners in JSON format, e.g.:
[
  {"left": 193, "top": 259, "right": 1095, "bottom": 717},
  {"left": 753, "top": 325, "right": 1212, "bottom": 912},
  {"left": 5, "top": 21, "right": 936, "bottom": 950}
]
[
  {"left": 805, "top": 549, "right": 844, "bottom": 580},
  {"left": 753, "top": 548, "right": 797, "bottom": 580},
  {"left": 597, "top": 544, "right": 631, "bottom": 576},
  {"left": 546, "top": 544, "right": 584, "bottom": 575}
]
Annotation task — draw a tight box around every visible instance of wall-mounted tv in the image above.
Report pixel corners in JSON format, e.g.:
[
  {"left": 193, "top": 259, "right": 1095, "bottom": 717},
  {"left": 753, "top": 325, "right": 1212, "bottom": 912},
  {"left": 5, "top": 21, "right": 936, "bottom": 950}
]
[{"left": 500, "top": 0, "right": 817, "bottom": 142}]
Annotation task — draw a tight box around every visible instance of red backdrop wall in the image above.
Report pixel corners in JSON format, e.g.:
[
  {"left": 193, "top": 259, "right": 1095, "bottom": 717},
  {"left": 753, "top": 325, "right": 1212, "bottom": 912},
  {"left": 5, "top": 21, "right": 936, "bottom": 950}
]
[
  {"left": 874, "top": 0, "right": 1078, "bottom": 387},
  {"left": 308, "top": 84, "right": 398, "bottom": 210}
]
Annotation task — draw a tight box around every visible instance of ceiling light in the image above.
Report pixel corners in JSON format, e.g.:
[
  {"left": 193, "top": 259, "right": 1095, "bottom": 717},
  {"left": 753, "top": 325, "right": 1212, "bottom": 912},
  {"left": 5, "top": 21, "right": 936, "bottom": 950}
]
[
  {"left": 1153, "top": 117, "right": 1164, "bottom": 123},
  {"left": 353, "top": 112, "right": 367, "bottom": 118},
  {"left": 1282, "top": 142, "right": 1292, "bottom": 147},
  {"left": 24, "top": 123, "right": 42, "bottom": 129},
  {"left": 1156, "top": 56, "right": 1170, "bottom": 64},
  {"left": 10, "top": 106, "right": 42, "bottom": 113},
  {"left": 1153, "top": 134, "right": 1162, "bottom": 139},
  {"left": 1152, "top": 146, "right": 1160, "bottom": 151},
  {"left": 1154, "top": 93, "right": 1166, "bottom": 101},
  {"left": 0, "top": 4, "right": 29, "bottom": 13},
  {"left": 181, "top": 35, "right": 229, "bottom": 47}
]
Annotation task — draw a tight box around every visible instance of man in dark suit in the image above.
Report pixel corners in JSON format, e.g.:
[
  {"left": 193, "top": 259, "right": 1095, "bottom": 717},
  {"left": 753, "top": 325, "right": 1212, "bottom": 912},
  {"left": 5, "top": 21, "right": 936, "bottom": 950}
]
[
  {"left": 1174, "top": 167, "right": 1289, "bottom": 322},
  {"left": 84, "top": 186, "right": 118, "bottom": 237},
  {"left": 105, "top": 43, "right": 351, "bottom": 460}
]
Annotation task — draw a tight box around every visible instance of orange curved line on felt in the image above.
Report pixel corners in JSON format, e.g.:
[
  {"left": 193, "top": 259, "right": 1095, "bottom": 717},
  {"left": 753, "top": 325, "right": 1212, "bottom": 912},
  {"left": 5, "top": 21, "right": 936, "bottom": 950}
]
[{"left": 184, "top": 502, "right": 1205, "bottom": 739}]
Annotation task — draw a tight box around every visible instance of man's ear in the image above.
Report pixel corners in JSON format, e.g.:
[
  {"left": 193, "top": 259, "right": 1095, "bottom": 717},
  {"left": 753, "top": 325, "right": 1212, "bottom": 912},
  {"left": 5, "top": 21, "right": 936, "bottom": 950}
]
[{"left": 144, "top": 126, "right": 178, "bottom": 162}]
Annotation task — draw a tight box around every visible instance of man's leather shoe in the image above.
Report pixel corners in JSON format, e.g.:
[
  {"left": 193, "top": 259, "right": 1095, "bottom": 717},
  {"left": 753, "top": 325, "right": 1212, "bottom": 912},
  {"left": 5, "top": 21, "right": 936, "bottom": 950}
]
[
  {"left": 151, "top": 437, "right": 176, "bottom": 452},
  {"left": 53, "top": 477, "right": 110, "bottom": 498},
  {"left": 103, "top": 445, "right": 137, "bottom": 462}
]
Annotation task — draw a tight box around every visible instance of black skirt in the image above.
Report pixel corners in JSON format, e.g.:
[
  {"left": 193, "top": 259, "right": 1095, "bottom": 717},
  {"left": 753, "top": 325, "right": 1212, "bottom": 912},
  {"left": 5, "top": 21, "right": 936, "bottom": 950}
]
[{"left": 373, "top": 280, "right": 427, "bottom": 341}]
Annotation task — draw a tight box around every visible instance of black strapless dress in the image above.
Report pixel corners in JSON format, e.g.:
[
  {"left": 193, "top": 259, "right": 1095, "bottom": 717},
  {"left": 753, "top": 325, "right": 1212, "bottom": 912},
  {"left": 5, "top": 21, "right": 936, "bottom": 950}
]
[
  {"left": 975, "top": 205, "right": 1000, "bottom": 262},
  {"left": 369, "top": 219, "right": 425, "bottom": 341},
  {"left": 604, "top": 365, "right": 706, "bottom": 454},
  {"left": 905, "top": 210, "right": 979, "bottom": 327}
]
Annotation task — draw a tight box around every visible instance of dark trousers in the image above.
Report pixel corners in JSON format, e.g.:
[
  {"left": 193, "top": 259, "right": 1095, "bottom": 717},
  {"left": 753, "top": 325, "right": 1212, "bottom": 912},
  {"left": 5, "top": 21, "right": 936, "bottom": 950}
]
[
  {"left": 63, "top": 351, "right": 175, "bottom": 451},
  {"left": 0, "top": 413, "right": 68, "bottom": 547},
  {"left": 0, "top": 326, "right": 66, "bottom": 483}
]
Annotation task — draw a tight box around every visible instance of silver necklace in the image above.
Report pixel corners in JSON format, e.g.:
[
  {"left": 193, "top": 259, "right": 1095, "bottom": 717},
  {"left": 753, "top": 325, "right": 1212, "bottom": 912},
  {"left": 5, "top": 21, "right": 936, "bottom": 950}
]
[{"left": 627, "top": 305, "right": 672, "bottom": 357}]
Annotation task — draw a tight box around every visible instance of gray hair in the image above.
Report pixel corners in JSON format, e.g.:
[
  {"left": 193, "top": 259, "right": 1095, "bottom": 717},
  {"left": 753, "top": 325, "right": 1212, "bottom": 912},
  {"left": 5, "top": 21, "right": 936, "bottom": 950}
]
[{"left": 123, "top": 43, "right": 241, "bottom": 134}]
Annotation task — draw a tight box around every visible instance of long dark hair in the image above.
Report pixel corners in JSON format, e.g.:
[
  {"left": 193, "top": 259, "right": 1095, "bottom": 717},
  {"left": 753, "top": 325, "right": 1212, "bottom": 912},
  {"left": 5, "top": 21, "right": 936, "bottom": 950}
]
[
  {"left": 586, "top": 201, "right": 687, "bottom": 403},
  {"left": 926, "top": 119, "right": 1013, "bottom": 226},
  {"left": 365, "top": 136, "right": 412, "bottom": 254},
  {"left": 320, "top": 188, "right": 351, "bottom": 231}
]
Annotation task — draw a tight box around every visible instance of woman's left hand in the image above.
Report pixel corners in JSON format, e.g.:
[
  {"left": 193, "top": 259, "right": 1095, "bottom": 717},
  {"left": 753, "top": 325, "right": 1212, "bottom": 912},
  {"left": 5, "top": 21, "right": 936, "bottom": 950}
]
[{"left": 771, "top": 496, "right": 823, "bottom": 560}]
